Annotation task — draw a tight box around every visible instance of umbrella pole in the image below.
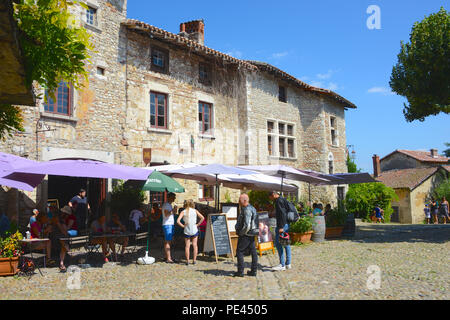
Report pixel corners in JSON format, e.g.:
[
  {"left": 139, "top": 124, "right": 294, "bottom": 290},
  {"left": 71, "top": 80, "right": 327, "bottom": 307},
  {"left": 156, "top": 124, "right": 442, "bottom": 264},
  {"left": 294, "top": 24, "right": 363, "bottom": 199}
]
[
  {"left": 85, "top": 178, "right": 90, "bottom": 232},
  {"left": 280, "top": 173, "right": 284, "bottom": 195},
  {"left": 215, "top": 174, "right": 219, "bottom": 212},
  {"left": 308, "top": 182, "right": 311, "bottom": 207}
]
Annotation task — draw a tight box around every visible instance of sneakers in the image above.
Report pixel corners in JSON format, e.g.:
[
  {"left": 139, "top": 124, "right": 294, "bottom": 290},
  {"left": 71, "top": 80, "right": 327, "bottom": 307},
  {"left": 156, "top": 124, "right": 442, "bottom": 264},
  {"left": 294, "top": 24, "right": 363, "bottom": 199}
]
[
  {"left": 272, "top": 264, "right": 286, "bottom": 271},
  {"left": 247, "top": 270, "right": 257, "bottom": 277},
  {"left": 233, "top": 272, "right": 244, "bottom": 277},
  {"left": 286, "top": 264, "right": 292, "bottom": 270}
]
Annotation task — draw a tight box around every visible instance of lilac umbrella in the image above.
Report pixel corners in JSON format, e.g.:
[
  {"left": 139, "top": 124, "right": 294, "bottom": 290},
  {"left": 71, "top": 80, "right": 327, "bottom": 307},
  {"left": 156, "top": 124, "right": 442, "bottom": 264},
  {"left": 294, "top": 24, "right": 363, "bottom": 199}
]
[
  {"left": 0, "top": 152, "right": 45, "bottom": 190},
  {"left": 237, "top": 165, "right": 330, "bottom": 193},
  {"left": 13, "top": 159, "right": 153, "bottom": 181},
  {"left": 168, "top": 164, "right": 256, "bottom": 210}
]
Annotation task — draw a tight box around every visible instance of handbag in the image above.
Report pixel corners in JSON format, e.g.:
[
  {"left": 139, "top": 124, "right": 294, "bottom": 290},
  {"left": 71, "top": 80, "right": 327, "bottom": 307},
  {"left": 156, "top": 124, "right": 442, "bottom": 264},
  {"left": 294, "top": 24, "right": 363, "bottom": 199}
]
[{"left": 279, "top": 232, "right": 291, "bottom": 246}]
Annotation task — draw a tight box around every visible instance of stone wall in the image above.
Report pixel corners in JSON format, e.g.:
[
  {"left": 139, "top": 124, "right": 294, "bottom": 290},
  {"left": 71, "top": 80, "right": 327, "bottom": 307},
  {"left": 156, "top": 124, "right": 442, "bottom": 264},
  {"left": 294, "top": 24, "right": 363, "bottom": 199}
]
[{"left": 243, "top": 71, "right": 348, "bottom": 206}]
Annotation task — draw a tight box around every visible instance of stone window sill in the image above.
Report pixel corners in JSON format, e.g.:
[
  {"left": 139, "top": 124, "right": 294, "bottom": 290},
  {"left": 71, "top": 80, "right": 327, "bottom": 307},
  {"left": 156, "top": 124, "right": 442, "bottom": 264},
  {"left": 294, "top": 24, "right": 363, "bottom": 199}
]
[
  {"left": 147, "top": 127, "right": 172, "bottom": 135},
  {"left": 40, "top": 112, "right": 78, "bottom": 123},
  {"left": 84, "top": 23, "right": 102, "bottom": 34},
  {"left": 198, "top": 133, "right": 215, "bottom": 140}
]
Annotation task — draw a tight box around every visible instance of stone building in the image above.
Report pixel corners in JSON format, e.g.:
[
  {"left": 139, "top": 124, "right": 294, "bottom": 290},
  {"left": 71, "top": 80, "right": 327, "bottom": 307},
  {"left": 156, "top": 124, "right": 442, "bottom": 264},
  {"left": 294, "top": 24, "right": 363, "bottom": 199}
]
[
  {"left": 373, "top": 151, "right": 450, "bottom": 224},
  {"left": 0, "top": 0, "right": 357, "bottom": 225}
]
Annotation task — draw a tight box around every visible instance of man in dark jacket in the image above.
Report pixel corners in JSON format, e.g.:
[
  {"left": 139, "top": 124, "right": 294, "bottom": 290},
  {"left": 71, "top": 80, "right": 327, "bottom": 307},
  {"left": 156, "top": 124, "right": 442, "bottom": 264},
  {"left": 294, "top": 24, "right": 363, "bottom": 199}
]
[
  {"left": 269, "top": 191, "right": 291, "bottom": 271},
  {"left": 234, "top": 193, "right": 259, "bottom": 277}
]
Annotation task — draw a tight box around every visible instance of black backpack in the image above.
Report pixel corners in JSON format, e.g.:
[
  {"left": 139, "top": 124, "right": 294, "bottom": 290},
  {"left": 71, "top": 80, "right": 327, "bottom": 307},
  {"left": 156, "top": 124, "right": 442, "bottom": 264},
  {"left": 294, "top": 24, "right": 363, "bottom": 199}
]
[{"left": 286, "top": 200, "right": 300, "bottom": 224}]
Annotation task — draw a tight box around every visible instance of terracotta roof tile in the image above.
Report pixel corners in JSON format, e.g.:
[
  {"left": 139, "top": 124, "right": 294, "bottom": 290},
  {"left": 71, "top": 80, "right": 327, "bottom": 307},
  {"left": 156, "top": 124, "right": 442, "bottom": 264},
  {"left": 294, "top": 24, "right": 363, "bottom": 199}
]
[
  {"left": 376, "top": 167, "right": 440, "bottom": 190},
  {"left": 381, "top": 150, "right": 449, "bottom": 163},
  {"left": 122, "top": 19, "right": 357, "bottom": 109}
]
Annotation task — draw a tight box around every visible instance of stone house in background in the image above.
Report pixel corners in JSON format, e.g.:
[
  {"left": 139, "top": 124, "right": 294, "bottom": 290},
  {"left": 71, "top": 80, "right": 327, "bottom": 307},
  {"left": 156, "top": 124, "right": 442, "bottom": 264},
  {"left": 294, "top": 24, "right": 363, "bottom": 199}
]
[
  {"left": 0, "top": 0, "right": 356, "bottom": 226},
  {"left": 373, "top": 151, "right": 450, "bottom": 224}
]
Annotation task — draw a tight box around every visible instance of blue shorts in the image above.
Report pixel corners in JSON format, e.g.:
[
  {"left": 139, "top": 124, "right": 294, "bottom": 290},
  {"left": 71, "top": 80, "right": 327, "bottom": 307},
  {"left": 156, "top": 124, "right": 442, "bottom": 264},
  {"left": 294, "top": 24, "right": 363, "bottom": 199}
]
[
  {"left": 163, "top": 225, "right": 174, "bottom": 241},
  {"left": 184, "top": 232, "right": 199, "bottom": 239}
]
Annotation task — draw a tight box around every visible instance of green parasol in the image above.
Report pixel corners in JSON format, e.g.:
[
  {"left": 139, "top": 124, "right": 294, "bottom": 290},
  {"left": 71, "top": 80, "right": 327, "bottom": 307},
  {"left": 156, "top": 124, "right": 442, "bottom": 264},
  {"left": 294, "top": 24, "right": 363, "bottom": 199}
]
[
  {"left": 137, "top": 170, "right": 185, "bottom": 265},
  {"left": 142, "top": 170, "right": 185, "bottom": 193}
]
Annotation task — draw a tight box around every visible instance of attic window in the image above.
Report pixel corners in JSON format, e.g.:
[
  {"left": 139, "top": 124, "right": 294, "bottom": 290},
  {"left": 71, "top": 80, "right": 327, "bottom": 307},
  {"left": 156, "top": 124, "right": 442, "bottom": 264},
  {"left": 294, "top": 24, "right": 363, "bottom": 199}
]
[
  {"left": 279, "top": 85, "right": 287, "bottom": 102},
  {"left": 199, "top": 63, "right": 212, "bottom": 85},
  {"left": 151, "top": 46, "right": 169, "bottom": 74}
]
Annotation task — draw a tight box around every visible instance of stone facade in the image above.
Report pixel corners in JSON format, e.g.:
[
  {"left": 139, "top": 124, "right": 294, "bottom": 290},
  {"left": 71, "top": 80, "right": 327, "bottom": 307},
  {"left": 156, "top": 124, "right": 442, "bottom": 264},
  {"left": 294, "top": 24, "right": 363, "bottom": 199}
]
[{"left": 0, "top": 0, "right": 355, "bottom": 224}]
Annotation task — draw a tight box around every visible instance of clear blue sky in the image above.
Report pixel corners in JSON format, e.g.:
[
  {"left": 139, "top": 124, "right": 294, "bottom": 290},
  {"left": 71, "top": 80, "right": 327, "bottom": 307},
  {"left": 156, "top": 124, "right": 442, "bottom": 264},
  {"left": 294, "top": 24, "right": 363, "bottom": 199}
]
[{"left": 127, "top": 0, "right": 449, "bottom": 173}]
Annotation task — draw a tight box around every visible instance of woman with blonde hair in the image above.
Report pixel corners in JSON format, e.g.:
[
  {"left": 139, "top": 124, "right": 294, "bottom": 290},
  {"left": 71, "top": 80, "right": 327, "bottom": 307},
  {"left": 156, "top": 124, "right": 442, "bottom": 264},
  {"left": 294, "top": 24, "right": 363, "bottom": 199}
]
[{"left": 177, "top": 199, "right": 204, "bottom": 265}]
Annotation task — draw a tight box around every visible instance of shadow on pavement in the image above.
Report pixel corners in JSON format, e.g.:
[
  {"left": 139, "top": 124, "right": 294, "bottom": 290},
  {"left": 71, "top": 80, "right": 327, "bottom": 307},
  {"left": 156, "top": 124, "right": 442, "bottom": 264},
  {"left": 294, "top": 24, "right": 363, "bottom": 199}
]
[{"left": 351, "top": 223, "right": 450, "bottom": 244}]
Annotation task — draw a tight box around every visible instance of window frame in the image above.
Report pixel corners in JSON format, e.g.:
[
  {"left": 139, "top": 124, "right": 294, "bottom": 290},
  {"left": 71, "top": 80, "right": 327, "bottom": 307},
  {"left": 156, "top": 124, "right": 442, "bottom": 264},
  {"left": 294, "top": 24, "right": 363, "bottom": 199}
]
[
  {"left": 279, "top": 85, "right": 287, "bottom": 103},
  {"left": 86, "top": 6, "right": 97, "bottom": 26},
  {"left": 330, "top": 116, "right": 338, "bottom": 146},
  {"left": 150, "top": 91, "right": 168, "bottom": 129},
  {"left": 198, "top": 101, "right": 214, "bottom": 135},
  {"left": 43, "top": 81, "right": 73, "bottom": 117},
  {"left": 267, "top": 119, "right": 296, "bottom": 159},
  {"left": 199, "top": 184, "right": 215, "bottom": 201},
  {"left": 150, "top": 46, "right": 169, "bottom": 74},
  {"left": 198, "top": 62, "right": 212, "bottom": 85}
]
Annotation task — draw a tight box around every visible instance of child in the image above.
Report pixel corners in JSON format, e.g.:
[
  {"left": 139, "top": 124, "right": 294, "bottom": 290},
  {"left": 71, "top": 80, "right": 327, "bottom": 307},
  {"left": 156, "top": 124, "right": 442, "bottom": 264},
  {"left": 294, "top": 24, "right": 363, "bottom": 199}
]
[{"left": 424, "top": 203, "right": 431, "bottom": 224}]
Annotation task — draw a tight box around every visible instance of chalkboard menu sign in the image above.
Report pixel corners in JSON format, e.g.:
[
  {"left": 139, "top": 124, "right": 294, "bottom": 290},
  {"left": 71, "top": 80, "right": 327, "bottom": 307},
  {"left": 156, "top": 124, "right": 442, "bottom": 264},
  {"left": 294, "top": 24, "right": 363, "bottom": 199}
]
[{"left": 203, "top": 214, "right": 235, "bottom": 263}]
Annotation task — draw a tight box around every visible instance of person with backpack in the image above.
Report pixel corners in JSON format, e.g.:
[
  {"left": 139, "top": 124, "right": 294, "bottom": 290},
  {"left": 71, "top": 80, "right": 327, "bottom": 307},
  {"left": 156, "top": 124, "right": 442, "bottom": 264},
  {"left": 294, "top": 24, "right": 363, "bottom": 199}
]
[
  {"left": 234, "top": 193, "right": 259, "bottom": 277},
  {"left": 268, "top": 191, "right": 299, "bottom": 271}
]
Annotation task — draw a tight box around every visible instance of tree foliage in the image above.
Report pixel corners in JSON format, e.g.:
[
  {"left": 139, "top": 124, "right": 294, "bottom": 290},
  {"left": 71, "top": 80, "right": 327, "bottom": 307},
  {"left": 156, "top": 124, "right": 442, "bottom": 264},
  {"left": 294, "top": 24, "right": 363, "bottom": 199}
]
[
  {"left": 0, "top": 104, "right": 24, "bottom": 139},
  {"left": 431, "top": 178, "right": 450, "bottom": 201},
  {"left": 110, "top": 181, "right": 145, "bottom": 222},
  {"left": 346, "top": 153, "right": 360, "bottom": 173},
  {"left": 443, "top": 142, "right": 450, "bottom": 157},
  {"left": 345, "top": 183, "right": 398, "bottom": 223},
  {"left": 13, "top": 0, "right": 93, "bottom": 96},
  {"left": 389, "top": 7, "right": 450, "bottom": 122}
]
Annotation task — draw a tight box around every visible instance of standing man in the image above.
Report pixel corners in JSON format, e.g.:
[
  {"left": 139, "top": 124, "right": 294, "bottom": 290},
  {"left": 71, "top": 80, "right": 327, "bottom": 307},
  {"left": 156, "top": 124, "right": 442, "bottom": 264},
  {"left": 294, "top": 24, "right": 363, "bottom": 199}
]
[
  {"left": 234, "top": 193, "right": 259, "bottom": 277},
  {"left": 268, "top": 191, "right": 291, "bottom": 271},
  {"left": 162, "top": 192, "right": 178, "bottom": 263},
  {"left": 68, "top": 189, "right": 90, "bottom": 232}
]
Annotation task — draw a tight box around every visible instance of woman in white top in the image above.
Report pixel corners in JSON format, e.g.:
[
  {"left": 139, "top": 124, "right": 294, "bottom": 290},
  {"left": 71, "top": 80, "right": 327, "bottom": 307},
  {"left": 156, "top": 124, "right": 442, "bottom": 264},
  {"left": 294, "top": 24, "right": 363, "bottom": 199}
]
[{"left": 177, "top": 199, "right": 204, "bottom": 265}]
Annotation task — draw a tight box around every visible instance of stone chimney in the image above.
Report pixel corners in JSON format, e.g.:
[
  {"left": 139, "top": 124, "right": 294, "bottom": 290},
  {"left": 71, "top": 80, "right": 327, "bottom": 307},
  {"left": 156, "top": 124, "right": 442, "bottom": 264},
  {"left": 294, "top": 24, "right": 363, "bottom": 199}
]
[
  {"left": 179, "top": 19, "right": 205, "bottom": 45},
  {"left": 430, "top": 149, "right": 438, "bottom": 158},
  {"left": 372, "top": 154, "right": 381, "bottom": 177}
]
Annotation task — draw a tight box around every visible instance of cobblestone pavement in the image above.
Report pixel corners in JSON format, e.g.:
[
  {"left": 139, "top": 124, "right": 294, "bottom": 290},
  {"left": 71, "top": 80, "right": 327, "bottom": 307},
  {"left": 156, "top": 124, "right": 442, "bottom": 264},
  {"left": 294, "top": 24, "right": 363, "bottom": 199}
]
[{"left": 1, "top": 221, "right": 449, "bottom": 300}]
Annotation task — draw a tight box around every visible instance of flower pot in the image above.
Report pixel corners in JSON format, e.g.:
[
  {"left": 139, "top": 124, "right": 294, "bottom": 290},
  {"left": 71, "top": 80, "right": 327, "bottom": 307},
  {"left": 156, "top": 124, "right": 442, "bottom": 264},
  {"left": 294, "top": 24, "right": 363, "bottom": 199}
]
[
  {"left": 325, "top": 226, "right": 344, "bottom": 239},
  {"left": 0, "top": 257, "right": 20, "bottom": 276},
  {"left": 289, "top": 231, "right": 314, "bottom": 244}
]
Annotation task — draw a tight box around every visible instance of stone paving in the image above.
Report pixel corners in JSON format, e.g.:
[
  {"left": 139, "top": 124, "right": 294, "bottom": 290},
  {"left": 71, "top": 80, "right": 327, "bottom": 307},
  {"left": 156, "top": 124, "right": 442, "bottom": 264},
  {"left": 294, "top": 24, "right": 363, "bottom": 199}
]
[{"left": 1, "top": 221, "right": 449, "bottom": 300}]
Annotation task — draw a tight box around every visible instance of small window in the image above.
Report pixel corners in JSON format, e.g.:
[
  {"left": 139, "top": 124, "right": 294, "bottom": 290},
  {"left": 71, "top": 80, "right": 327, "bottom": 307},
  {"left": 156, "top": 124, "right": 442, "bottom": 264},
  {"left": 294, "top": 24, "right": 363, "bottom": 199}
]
[
  {"left": 331, "top": 129, "right": 337, "bottom": 146},
  {"left": 267, "top": 121, "right": 274, "bottom": 133},
  {"left": 150, "top": 91, "right": 168, "bottom": 129},
  {"left": 96, "top": 67, "right": 105, "bottom": 76},
  {"left": 288, "top": 139, "right": 294, "bottom": 158},
  {"left": 287, "top": 124, "right": 293, "bottom": 136},
  {"left": 44, "top": 81, "right": 72, "bottom": 116},
  {"left": 279, "top": 85, "right": 287, "bottom": 102},
  {"left": 151, "top": 47, "right": 169, "bottom": 73},
  {"left": 337, "top": 187, "right": 345, "bottom": 202},
  {"left": 268, "top": 135, "right": 273, "bottom": 156},
  {"left": 198, "top": 102, "right": 213, "bottom": 134},
  {"left": 199, "top": 184, "right": 214, "bottom": 201},
  {"left": 199, "top": 63, "right": 212, "bottom": 85},
  {"left": 279, "top": 137, "right": 286, "bottom": 157},
  {"left": 278, "top": 123, "right": 285, "bottom": 135},
  {"left": 330, "top": 117, "right": 336, "bottom": 128},
  {"left": 329, "top": 160, "right": 334, "bottom": 174},
  {"left": 86, "top": 6, "right": 97, "bottom": 26}
]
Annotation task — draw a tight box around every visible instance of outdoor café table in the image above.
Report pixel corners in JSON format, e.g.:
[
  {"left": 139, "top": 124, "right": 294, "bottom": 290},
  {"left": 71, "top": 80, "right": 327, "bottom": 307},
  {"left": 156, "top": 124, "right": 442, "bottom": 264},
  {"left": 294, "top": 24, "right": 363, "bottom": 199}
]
[
  {"left": 19, "top": 238, "right": 50, "bottom": 276},
  {"left": 89, "top": 232, "right": 135, "bottom": 260}
]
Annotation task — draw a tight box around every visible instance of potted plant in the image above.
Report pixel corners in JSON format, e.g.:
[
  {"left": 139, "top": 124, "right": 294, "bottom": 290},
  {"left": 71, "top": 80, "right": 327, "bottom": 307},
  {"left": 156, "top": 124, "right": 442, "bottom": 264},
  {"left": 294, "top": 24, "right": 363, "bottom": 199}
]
[
  {"left": 325, "top": 206, "right": 348, "bottom": 239},
  {"left": 0, "top": 231, "right": 23, "bottom": 276},
  {"left": 289, "top": 215, "right": 315, "bottom": 244}
]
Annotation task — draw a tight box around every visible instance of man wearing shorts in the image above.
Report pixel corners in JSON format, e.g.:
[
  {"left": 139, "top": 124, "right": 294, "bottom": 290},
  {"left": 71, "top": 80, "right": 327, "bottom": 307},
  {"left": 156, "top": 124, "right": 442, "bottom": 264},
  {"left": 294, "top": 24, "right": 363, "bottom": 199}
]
[{"left": 162, "top": 193, "right": 178, "bottom": 263}]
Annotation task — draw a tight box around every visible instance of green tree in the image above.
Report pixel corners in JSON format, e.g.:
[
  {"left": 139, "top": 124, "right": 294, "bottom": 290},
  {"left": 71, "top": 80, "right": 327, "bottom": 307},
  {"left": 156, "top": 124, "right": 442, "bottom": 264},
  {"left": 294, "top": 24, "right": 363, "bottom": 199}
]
[
  {"left": 432, "top": 178, "right": 450, "bottom": 201},
  {"left": 389, "top": 7, "right": 450, "bottom": 122},
  {"left": 0, "top": 105, "right": 24, "bottom": 139},
  {"left": 110, "top": 181, "right": 146, "bottom": 222},
  {"left": 346, "top": 153, "right": 360, "bottom": 173},
  {"left": 443, "top": 143, "right": 450, "bottom": 157},
  {"left": 0, "top": 0, "right": 93, "bottom": 140},
  {"left": 345, "top": 183, "right": 398, "bottom": 223}
]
